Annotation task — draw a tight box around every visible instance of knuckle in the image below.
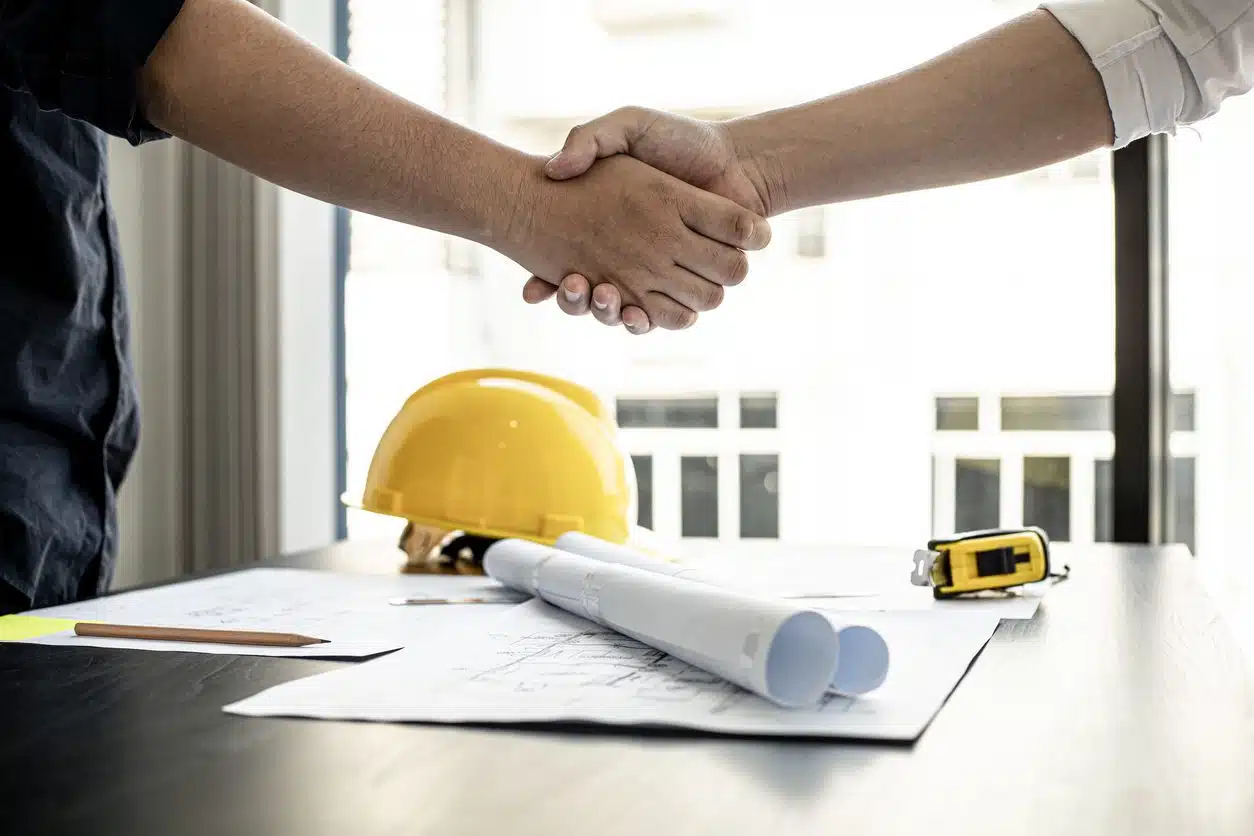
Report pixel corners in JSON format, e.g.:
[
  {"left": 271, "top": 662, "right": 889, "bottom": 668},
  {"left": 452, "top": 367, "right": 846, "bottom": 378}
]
[{"left": 613, "top": 105, "right": 652, "bottom": 128}]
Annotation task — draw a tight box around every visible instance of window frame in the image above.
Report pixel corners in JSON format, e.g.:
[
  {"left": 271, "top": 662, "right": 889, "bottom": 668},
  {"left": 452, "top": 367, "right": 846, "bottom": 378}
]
[{"left": 328, "top": 7, "right": 1173, "bottom": 551}]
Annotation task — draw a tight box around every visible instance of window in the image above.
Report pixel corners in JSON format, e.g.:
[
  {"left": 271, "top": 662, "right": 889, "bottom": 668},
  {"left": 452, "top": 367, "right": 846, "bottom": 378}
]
[
  {"left": 632, "top": 455, "right": 654, "bottom": 530},
  {"left": 739, "top": 393, "right": 777, "bottom": 429},
  {"left": 1017, "top": 150, "right": 1105, "bottom": 186},
  {"left": 1170, "top": 88, "right": 1254, "bottom": 623},
  {"left": 681, "top": 456, "right": 719, "bottom": 538},
  {"left": 936, "top": 391, "right": 1196, "bottom": 543},
  {"left": 1172, "top": 456, "right": 1196, "bottom": 556},
  {"left": 1023, "top": 456, "right": 1070, "bottom": 542},
  {"left": 935, "top": 396, "right": 978, "bottom": 431},
  {"left": 794, "top": 206, "right": 826, "bottom": 259},
  {"left": 955, "top": 459, "right": 999, "bottom": 532},
  {"left": 617, "top": 394, "right": 780, "bottom": 540},
  {"left": 1094, "top": 457, "right": 1195, "bottom": 551},
  {"left": 739, "top": 454, "right": 779, "bottom": 538},
  {"left": 1094, "top": 459, "right": 1112, "bottom": 544},
  {"left": 443, "top": 238, "right": 480, "bottom": 277},
  {"left": 591, "top": 0, "right": 737, "bottom": 34},
  {"left": 616, "top": 397, "right": 718, "bottom": 429},
  {"left": 999, "top": 392, "right": 1195, "bottom": 432},
  {"left": 1001, "top": 395, "right": 1109, "bottom": 432},
  {"left": 339, "top": 1, "right": 1115, "bottom": 557},
  {"left": 1172, "top": 392, "right": 1196, "bottom": 433}
]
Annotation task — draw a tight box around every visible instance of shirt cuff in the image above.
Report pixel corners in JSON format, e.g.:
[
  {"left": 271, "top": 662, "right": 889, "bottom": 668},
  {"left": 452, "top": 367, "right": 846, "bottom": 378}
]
[{"left": 1041, "top": 0, "right": 1188, "bottom": 148}]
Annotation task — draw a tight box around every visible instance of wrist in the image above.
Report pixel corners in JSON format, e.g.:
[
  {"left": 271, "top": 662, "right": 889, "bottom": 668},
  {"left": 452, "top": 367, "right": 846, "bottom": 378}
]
[
  {"left": 457, "top": 145, "right": 542, "bottom": 255},
  {"left": 725, "top": 115, "right": 792, "bottom": 218}
]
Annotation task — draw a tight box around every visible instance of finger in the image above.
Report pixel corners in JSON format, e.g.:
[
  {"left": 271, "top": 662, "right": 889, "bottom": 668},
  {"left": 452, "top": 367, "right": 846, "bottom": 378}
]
[
  {"left": 556, "top": 274, "right": 593, "bottom": 316},
  {"left": 675, "top": 230, "right": 751, "bottom": 288},
  {"left": 522, "top": 276, "right": 558, "bottom": 304},
  {"left": 641, "top": 286, "right": 700, "bottom": 332},
  {"left": 621, "top": 305, "right": 652, "bottom": 335},
  {"left": 590, "top": 282, "right": 622, "bottom": 326},
  {"left": 646, "top": 263, "right": 724, "bottom": 314},
  {"left": 544, "top": 107, "right": 653, "bottom": 180},
  {"left": 679, "top": 191, "right": 773, "bottom": 251}
]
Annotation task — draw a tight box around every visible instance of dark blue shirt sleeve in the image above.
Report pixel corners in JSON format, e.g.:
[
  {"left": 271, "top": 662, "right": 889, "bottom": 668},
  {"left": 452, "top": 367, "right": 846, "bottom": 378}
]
[{"left": 0, "top": 0, "right": 187, "bottom": 144}]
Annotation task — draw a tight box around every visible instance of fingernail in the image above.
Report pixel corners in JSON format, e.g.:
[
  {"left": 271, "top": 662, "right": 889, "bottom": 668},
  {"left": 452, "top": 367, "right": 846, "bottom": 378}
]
[
  {"left": 592, "top": 298, "right": 607, "bottom": 310},
  {"left": 563, "top": 288, "right": 582, "bottom": 303}
]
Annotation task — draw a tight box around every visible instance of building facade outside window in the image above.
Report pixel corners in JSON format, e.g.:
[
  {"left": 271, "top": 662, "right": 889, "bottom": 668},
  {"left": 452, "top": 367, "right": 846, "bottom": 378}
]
[{"left": 932, "top": 392, "right": 1197, "bottom": 552}]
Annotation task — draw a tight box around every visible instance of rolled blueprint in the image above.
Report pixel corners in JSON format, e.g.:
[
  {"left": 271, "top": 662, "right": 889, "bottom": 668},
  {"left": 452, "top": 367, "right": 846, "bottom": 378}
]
[
  {"left": 555, "top": 530, "right": 737, "bottom": 587},
  {"left": 482, "top": 539, "right": 841, "bottom": 708},
  {"left": 555, "top": 531, "right": 890, "bottom": 696}
]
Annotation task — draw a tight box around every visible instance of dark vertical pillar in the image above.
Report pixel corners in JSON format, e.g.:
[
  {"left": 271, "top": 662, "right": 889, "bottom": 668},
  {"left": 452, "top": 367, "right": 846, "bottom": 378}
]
[{"left": 1111, "top": 135, "right": 1170, "bottom": 545}]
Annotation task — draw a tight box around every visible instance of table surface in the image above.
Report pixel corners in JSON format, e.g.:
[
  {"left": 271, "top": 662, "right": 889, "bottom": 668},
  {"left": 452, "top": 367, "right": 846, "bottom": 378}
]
[{"left": 3, "top": 540, "right": 1253, "bottom": 836}]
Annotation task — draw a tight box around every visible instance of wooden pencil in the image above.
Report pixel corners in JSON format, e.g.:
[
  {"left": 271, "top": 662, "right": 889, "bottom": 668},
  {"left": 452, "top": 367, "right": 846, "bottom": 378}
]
[{"left": 73, "top": 622, "right": 328, "bottom": 647}]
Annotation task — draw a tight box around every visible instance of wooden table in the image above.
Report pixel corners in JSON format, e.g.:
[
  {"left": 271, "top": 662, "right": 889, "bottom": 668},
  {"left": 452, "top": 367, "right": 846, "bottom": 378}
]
[{"left": 3, "top": 541, "right": 1253, "bottom": 836}]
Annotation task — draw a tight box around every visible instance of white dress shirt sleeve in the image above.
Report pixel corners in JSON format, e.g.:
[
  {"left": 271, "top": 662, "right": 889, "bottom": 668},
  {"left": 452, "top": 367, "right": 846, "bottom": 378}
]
[{"left": 1041, "top": 0, "right": 1254, "bottom": 147}]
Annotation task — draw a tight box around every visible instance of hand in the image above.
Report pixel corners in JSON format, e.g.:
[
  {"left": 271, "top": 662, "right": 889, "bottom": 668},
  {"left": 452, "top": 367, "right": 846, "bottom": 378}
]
[
  {"left": 521, "top": 107, "right": 775, "bottom": 333},
  {"left": 502, "top": 152, "right": 771, "bottom": 331}
]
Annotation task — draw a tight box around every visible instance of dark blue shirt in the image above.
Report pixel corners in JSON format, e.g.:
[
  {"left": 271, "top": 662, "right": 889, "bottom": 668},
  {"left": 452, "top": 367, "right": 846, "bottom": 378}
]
[{"left": 0, "top": 0, "right": 186, "bottom": 613}]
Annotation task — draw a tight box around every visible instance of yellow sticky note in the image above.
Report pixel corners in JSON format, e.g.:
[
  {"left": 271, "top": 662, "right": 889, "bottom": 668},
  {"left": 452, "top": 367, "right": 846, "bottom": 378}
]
[{"left": 0, "top": 615, "right": 80, "bottom": 641}]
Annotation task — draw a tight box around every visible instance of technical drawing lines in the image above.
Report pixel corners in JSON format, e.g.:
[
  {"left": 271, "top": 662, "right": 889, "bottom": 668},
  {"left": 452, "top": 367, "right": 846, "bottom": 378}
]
[{"left": 466, "top": 627, "right": 748, "bottom": 708}]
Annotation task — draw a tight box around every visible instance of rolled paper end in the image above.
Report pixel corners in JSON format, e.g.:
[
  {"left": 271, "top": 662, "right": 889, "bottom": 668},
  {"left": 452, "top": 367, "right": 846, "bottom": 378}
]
[
  {"left": 482, "top": 539, "right": 549, "bottom": 596},
  {"left": 762, "top": 610, "right": 842, "bottom": 708},
  {"left": 830, "top": 625, "right": 891, "bottom": 696}
]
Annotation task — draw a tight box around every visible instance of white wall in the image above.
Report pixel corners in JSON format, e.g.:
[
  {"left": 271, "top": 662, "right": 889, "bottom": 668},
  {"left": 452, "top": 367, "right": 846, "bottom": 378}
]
[{"left": 108, "top": 137, "right": 187, "bottom": 588}]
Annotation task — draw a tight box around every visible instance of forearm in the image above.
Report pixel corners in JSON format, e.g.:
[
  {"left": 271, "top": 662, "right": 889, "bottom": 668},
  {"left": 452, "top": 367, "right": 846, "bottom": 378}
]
[
  {"left": 731, "top": 10, "right": 1113, "bottom": 216},
  {"left": 139, "top": 0, "right": 528, "bottom": 249}
]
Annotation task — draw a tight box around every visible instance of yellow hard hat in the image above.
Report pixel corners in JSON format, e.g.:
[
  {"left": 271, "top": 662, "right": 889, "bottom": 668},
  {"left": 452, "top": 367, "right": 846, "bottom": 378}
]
[{"left": 350, "top": 368, "right": 636, "bottom": 546}]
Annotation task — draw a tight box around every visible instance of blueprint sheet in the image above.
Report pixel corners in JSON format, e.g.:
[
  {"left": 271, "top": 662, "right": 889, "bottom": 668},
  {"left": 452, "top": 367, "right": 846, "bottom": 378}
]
[
  {"left": 814, "top": 584, "right": 1047, "bottom": 620},
  {"left": 18, "top": 567, "right": 521, "bottom": 658},
  {"left": 224, "top": 598, "right": 1002, "bottom": 741}
]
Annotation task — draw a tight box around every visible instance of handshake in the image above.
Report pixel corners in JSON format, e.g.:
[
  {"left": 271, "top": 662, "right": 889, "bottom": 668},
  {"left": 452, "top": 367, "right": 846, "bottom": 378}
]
[{"left": 502, "top": 107, "right": 780, "bottom": 336}]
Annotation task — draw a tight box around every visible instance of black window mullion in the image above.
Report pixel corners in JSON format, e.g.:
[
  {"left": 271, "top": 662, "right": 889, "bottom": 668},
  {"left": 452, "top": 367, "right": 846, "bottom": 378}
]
[{"left": 1111, "top": 134, "right": 1171, "bottom": 545}]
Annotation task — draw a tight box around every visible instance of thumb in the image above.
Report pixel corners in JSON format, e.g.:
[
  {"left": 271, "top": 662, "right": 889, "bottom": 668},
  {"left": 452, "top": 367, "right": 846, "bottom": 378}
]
[
  {"left": 522, "top": 275, "right": 558, "bottom": 304},
  {"left": 543, "top": 107, "right": 651, "bottom": 180},
  {"left": 544, "top": 127, "right": 600, "bottom": 180}
]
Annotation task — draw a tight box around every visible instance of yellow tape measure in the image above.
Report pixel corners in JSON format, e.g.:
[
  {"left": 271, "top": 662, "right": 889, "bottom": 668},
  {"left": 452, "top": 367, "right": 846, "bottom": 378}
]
[{"left": 910, "top": 527, "right": 1070, "bottom": 599}]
